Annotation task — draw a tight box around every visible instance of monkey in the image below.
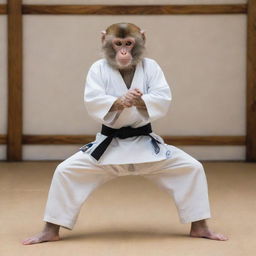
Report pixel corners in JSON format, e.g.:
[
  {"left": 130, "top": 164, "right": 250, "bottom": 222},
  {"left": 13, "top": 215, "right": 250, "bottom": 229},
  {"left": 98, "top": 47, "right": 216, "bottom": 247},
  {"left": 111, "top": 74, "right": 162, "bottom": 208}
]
[{"left": 22, "top": 23, "right": 228, "bottom": 245}]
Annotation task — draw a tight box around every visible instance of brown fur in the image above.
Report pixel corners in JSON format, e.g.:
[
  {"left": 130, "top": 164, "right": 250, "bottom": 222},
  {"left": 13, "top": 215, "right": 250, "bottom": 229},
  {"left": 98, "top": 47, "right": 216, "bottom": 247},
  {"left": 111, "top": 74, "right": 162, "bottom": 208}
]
[{"left": 106, "top": 23, "right": 142, "bottom": 39}]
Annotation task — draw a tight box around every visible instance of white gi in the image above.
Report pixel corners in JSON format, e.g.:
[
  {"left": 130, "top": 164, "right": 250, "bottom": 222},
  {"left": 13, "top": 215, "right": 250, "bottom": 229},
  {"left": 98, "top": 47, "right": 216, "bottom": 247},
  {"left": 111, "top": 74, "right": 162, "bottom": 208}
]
[{"left": 43, "top": 58, "right": 211, "bottom": 229}]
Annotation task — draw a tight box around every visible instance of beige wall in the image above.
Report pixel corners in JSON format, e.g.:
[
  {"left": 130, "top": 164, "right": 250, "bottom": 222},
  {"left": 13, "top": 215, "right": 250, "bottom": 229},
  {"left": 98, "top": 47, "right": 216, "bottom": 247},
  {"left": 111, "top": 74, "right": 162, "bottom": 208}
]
[{"left": 0, "top": 1, "right": 248, "bottom": 160}]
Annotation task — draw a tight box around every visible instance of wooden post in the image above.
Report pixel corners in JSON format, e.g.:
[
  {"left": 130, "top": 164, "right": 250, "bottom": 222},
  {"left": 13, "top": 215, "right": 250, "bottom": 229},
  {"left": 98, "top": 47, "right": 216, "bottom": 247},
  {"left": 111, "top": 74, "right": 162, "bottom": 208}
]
[
  {"left": 246, "top": 0, "right": 256, "bottom": 161},
  {"left": 7, "top": 0, "right": 23, "bottom": 161}
]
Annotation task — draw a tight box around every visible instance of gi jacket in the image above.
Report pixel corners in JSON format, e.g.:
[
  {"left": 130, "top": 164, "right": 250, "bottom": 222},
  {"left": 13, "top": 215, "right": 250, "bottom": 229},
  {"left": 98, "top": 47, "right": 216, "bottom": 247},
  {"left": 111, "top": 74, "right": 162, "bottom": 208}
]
[{"left": 83, "top": 58, "right": 172, "bottom": 165}]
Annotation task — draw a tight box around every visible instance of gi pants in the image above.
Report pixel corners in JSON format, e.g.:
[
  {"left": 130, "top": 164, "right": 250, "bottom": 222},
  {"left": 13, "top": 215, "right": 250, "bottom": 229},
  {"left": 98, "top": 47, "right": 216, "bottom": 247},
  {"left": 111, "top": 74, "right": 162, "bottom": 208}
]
[{"left": 43, "top": 145, "right": 211, "bottom": 230}]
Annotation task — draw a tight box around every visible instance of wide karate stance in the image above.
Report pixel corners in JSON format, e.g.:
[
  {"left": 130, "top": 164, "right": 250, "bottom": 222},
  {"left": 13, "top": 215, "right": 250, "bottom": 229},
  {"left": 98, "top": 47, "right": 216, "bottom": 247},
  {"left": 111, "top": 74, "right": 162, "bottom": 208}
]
[{"left": 22, "top": 23, "right": 228, "bottom": 245}]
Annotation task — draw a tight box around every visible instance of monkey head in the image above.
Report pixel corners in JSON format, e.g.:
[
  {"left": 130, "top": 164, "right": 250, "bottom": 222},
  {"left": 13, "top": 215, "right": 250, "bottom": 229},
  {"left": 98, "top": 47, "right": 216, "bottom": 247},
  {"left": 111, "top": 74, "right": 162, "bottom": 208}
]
[{"left": 101, "top": 23, "right": 145, "bottom": 70}]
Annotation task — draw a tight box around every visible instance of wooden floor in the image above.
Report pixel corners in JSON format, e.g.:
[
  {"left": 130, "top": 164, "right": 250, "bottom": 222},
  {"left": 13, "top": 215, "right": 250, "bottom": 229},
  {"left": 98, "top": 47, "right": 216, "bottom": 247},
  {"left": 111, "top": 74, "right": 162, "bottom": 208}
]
[{"left": 0, "top": 161, "right": 256, "bottom": 256}]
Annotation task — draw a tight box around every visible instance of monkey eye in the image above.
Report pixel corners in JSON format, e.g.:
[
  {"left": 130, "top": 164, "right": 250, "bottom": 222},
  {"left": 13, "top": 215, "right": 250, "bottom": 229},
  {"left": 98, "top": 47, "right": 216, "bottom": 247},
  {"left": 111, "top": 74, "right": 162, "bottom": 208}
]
[
  {"left": 126, "top": 41, "right": 132, "bottom": 46},
  {"left": 114, "top": 41, "right": 122, "bottom": 46}
]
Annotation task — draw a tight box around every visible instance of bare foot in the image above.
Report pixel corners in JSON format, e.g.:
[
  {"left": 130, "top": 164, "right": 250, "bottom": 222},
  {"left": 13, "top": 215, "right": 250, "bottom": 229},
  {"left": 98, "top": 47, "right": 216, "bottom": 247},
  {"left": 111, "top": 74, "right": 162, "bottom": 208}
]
[
  {"left": 22, "top": 231, "right": 60, "bottom": 245},
  {"left": 22, "top": 222, "right": 60, "bottom": 245},
  {"left": 190, "top": 220, "right": 228, "bottom": 241}
]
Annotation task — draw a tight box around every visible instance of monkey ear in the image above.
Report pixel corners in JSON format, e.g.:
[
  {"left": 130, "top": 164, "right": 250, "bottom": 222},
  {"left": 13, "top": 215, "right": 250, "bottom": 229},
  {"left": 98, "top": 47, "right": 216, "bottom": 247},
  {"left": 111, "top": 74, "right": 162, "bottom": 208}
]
[
  {"left": 101, "top": 30, "right": 107, "bottom": 42},
  {"left": 140, "top": 30, "right": 146, "bottom": 41}
]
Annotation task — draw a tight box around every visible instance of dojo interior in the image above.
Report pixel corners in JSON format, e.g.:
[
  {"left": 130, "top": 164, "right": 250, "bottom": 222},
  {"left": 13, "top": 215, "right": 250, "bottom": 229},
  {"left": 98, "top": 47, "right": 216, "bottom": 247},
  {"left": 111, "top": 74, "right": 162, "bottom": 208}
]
[{"left": 1, "top": 0, "right": 256, "bottom": 255}]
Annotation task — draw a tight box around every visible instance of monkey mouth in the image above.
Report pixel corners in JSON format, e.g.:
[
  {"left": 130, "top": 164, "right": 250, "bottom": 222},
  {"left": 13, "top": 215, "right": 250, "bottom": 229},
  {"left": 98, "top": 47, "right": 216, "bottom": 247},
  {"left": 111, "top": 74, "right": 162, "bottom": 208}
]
[{"left": 117, "top": 58, "right": 132, "bottom": 68}]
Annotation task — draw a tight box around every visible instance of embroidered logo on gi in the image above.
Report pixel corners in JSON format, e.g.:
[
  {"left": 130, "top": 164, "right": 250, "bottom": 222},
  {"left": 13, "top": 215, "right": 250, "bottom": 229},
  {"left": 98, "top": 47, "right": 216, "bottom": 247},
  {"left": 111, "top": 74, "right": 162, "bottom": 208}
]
[
  {"left": 166, "top": 150, "right": 171, "bottom": 158},
  {"left": 80, "top": 143, "right": 93, "bottom": 152}
]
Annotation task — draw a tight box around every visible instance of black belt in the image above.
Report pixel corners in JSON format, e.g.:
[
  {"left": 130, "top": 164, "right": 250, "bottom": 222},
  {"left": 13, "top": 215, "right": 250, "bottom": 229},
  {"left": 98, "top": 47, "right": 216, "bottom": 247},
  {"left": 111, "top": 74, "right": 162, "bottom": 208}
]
[{"left": 89, "top": 123, "right": 161, "bottom": 161}]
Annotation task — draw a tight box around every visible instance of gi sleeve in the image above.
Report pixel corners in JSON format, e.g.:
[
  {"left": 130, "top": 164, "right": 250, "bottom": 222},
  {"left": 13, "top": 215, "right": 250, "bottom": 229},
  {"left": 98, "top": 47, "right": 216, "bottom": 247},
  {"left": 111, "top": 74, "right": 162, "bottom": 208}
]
[
  {"left": 140, "top": 60, "right": 172, "bottom": 122},
  {"left": 84, "top": 62, "right": 118, "bottom": 124}
]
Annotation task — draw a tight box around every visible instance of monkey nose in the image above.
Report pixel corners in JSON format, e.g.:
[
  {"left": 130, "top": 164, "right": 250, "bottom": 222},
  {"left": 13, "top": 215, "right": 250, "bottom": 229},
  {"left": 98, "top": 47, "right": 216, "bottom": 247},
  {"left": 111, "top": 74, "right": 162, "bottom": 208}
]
[{"left": 120, "top": 49, "right": 127, "bottom": 55}]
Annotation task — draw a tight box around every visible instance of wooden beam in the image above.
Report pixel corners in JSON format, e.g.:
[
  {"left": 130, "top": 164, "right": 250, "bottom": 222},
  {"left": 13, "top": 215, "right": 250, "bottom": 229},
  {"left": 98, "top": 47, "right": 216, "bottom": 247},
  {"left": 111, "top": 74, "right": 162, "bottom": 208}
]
[
  {"left": 22, "top": 4, "right": 247, "bottom": 15},
  {"left": 246, "top": 0, "right": 256, "bottom": 161},
  {"left": 22, "top": 135, "right": 245, "bottom": 146},
  {"left": 7, "top": 0, "right": 23, "bottom": 161},
  {"left": 0, "top": 4, "right": 7, "bottom": 14},
  {"left": 23, "top": 135, "right": 95, "bottom": 145},
  {"left": 0, "top": 135, "right": 7, "bottom": 144}
]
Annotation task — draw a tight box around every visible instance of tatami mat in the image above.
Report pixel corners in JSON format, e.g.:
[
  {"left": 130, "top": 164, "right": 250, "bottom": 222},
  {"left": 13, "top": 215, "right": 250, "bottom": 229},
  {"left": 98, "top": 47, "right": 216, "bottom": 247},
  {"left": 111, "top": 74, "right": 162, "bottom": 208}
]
[{"left": 0, "top": 162, "right": 255, "bottom": 256}]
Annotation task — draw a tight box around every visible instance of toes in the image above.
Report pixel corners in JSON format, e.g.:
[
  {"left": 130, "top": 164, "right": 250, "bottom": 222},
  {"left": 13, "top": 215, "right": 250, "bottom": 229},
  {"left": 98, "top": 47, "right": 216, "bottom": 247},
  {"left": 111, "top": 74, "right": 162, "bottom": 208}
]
[
  {"left": 22, "top": 237, "right": 41, "bottom": 245},
  {"left": 217, "top": 234, "right": 228, "bottom": 241},
  {"left": 208, "top": 233, "right": 228, "bottom": 241},
  {"left": 190, "top": 231, "right": 228, "bottom": 241},
  {"left": 22, "top": 238, "right": 32, "bottom": 245},
  {"left": 22, "top": 238, "right": 34, "bottom": 245},
  {"left": 24, "top": 239, "right": 35, "bottom": 245}
]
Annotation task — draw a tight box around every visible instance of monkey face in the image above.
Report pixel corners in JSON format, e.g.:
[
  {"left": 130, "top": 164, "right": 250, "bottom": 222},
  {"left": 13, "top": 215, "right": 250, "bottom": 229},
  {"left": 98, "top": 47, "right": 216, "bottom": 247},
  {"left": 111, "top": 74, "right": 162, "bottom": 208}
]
[
  {"left": 112, "top": 37, "right": 135, "bottom": 68},
  {"left": 102, "top": 23, "right": 145, "bottom": 70}
]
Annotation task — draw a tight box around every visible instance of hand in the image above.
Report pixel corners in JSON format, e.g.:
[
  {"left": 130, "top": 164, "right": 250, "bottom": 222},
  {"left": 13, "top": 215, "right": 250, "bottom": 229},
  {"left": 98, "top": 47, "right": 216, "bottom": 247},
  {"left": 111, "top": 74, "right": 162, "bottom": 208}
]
[
  {"left": 109, "top": 88, "right": 145, "bottom": 112},
  {"left": 122, "top": 88, "right": 143, "bottom": 107}
]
